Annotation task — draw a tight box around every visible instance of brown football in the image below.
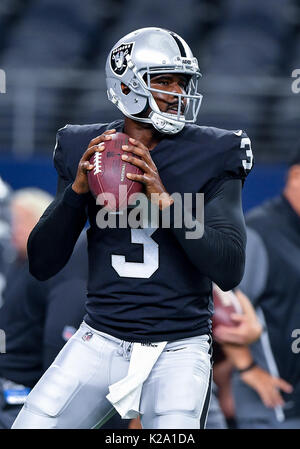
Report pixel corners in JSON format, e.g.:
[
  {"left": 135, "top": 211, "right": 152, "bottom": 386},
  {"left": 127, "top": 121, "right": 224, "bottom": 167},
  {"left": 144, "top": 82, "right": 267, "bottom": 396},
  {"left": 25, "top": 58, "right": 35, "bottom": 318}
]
[
  {"left": 212, "top": 284, "right": 243, "bottom": 330},
  {"left": 87, "top": 132, "right": 143, "bottom": 211}
]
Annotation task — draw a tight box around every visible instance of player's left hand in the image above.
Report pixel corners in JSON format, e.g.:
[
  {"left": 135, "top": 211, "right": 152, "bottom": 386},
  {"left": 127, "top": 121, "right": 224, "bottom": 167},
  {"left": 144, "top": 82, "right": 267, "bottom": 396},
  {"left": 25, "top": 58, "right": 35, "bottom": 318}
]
[{"left": 121, "top": 137, "right": 173, "bottom": 210}]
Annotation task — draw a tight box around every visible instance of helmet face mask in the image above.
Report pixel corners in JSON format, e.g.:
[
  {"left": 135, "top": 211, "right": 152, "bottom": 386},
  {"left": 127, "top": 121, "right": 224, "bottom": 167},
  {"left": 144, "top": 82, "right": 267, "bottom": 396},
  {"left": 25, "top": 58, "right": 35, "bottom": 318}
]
[
  {"left": 106, "top": 27, "right": 203, "bottom": 134},
  {"left": 143, "top": 68, "right": 202, "bottom": 124}
]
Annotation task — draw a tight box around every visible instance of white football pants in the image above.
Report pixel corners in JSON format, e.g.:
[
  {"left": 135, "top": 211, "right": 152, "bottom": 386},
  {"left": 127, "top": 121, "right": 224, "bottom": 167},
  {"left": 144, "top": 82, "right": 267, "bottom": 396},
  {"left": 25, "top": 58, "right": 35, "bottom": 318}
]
[{"left": 12, "top": 322, "right": 212, "bottom": 429}]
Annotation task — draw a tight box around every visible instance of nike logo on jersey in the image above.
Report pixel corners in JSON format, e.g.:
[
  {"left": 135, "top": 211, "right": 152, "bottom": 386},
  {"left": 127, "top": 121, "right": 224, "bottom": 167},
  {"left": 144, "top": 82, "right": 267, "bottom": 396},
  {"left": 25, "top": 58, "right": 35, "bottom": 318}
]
[{"left": 141, "top": 342, "right": 158, "bottom": 347}]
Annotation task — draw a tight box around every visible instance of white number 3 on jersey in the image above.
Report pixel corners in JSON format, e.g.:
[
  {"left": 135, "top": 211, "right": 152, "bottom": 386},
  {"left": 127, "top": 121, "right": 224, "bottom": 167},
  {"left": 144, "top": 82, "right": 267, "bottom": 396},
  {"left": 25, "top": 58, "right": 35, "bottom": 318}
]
[
  {"left": 111, "top": 228, "right": 159, "bottom": 278},
  {"left": 240, "top": 137, "right": 253, "bottom": 171}
]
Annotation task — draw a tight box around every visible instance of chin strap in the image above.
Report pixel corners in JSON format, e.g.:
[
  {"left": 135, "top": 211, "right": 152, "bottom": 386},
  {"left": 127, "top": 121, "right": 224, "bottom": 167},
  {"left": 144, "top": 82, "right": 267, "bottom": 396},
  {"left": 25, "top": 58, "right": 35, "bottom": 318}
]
[
  {"left": 149, "top": 111, "right": 185, "bottom": 134},
  {"left": 108, "top": 88, "right": 186, "bottom": 135}
]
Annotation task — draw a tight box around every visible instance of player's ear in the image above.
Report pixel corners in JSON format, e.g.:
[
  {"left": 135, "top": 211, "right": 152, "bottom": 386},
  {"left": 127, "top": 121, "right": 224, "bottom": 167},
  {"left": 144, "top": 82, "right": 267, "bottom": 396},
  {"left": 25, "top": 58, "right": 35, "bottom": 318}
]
[{"left": 121, "top": 83, "right": 130, "bottom": 95}]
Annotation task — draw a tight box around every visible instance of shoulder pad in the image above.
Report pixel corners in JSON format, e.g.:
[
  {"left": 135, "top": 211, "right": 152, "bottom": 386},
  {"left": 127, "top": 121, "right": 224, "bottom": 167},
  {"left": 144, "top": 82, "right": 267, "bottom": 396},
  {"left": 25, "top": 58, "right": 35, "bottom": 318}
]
[
  {"left": 223, "top": 130, "right": 254, "bottom": 180},
  {"left": 184, "top": 125, "right": 254, "bottom": 180}
]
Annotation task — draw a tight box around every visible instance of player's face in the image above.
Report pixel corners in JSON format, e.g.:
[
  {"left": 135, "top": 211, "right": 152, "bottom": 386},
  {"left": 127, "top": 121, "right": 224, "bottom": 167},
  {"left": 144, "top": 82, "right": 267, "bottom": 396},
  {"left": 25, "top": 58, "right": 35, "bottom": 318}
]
[{"left": 149, "top": 73, "right": 189, "bottom": 115}]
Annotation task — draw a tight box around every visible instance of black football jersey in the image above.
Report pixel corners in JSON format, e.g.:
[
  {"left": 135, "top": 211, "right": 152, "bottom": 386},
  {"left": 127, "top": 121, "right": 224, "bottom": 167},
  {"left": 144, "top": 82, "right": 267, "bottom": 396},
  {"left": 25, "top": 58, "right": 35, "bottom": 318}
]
[{"left": 52, "top": 119, "right": 253, "bottom": 342}]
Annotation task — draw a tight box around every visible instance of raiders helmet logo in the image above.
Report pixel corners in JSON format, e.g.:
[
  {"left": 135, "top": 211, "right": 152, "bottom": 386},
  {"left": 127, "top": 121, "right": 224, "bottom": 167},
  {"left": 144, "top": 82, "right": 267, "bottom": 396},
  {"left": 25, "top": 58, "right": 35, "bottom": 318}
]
[{"left": 110, "top": 43, "right": 134, "bottom": 76}]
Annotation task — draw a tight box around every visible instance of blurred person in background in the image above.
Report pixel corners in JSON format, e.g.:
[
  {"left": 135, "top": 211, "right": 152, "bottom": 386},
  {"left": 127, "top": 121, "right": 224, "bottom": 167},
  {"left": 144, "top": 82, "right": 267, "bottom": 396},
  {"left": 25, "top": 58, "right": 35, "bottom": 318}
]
[
  {"left": 223, "top": 145, "right": 300, "bottom": 429},
  {"left": 128, "top": 288, "right": 263, "bottom": 430},
  {"left": 0, "top": 187, "right": 128, "bottom": 429},
  {"left": 0, "top": 177, "right": 13, "bottom": 308},
  {"left": 0, "top": 188, "right": 88, "bottom": 429},
  {"left": 0, "top": 188, "right": 53, "bottom": 428},
  {"left": 209, "top": 289, "right": 263, "bottom": 429}
]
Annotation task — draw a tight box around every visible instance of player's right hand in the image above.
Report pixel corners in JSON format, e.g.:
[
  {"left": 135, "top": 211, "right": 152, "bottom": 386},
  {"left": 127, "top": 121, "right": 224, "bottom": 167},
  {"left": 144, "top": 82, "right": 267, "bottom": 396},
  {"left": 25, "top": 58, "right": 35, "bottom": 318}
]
[{"left": 72, "top": 129, "right": 116, "bottom": 194}]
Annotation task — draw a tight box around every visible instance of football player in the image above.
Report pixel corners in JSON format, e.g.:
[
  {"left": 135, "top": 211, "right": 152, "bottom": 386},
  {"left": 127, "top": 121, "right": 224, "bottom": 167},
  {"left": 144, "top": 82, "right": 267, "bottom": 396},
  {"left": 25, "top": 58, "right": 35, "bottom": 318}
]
[{"left": 12, "top": 27, "right": 253, "bottom": 429}]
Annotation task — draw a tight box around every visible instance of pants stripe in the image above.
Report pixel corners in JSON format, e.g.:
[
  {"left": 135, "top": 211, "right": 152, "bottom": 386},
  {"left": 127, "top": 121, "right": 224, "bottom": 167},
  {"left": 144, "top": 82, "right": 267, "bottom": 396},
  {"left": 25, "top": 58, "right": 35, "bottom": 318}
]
[{"left": 200, "top": 335, "right": 213, "bottom": 429}]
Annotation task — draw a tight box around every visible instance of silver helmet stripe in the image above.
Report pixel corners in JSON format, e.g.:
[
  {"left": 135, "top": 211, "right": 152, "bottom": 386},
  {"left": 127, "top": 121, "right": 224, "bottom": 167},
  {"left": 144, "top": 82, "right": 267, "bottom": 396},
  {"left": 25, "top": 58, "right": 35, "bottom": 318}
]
[{"left": 168, "top": 31, "right": 187, "bottom": 57}]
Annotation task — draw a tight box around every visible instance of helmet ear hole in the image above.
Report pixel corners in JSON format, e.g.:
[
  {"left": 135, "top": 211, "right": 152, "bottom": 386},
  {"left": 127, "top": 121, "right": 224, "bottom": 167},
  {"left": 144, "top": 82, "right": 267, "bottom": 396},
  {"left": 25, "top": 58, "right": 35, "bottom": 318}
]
[
  {"left": 121, "top": 83, "right": 130, "bottom": 95},
  {"left": 133, "top": 100, "right": 150, "bottom": 119}
]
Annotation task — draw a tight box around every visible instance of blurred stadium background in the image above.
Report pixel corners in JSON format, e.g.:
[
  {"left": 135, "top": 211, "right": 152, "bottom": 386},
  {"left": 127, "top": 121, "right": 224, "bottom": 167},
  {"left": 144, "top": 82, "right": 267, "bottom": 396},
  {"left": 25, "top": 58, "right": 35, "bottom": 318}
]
[{"left": 0, "top": 0, "right": 299, "bottom": 209}]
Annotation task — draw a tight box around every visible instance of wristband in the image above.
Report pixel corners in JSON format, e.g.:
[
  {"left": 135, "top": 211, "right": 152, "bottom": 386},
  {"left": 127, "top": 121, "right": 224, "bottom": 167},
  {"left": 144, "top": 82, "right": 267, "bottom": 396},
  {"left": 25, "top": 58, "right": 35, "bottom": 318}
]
[{"left": 237, "top": 361, "right": 257, "bottom": 374}]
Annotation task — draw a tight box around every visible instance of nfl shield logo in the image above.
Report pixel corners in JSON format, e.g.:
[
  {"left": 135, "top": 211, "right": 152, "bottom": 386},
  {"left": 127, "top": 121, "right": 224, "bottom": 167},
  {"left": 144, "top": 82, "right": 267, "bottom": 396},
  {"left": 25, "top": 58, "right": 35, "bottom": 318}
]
[{"left": 82, "top": 331, "right": 93, "bottom": 342}]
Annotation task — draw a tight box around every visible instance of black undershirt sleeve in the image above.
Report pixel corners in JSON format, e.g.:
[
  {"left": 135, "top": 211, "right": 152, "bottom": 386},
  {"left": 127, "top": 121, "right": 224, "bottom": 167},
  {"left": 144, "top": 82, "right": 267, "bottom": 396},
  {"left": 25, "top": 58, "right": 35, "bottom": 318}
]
[
  {"left": 167, "top": 178, "right": 246, "bottom": 291},
  {"left": 27, "top": 177, "right": 89, "bottom": 281}
]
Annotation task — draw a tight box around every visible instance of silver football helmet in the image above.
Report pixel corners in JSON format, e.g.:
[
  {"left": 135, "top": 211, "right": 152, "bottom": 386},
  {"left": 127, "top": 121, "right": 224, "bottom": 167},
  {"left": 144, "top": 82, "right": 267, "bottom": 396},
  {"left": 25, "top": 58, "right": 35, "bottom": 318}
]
[{"left": 105, "top": 27, "right": 203, "bottom": 134}]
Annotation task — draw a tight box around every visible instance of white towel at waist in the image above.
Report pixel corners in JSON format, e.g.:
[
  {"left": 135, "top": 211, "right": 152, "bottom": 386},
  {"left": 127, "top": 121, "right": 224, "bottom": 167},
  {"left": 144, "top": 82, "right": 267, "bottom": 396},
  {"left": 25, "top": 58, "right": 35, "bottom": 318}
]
[{"left": 106, "top": 341, "right": 167, "bottom": 419}]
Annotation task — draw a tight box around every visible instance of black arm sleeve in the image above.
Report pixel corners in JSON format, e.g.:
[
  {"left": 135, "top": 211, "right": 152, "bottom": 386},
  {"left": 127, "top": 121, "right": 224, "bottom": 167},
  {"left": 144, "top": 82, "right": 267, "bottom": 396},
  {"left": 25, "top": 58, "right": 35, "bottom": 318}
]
[
  {"left": 27, "top": 177, "right": 89, "bottom": 281},
  {"left": 168, "top": 178, "right": 246, "bottom": 291}
]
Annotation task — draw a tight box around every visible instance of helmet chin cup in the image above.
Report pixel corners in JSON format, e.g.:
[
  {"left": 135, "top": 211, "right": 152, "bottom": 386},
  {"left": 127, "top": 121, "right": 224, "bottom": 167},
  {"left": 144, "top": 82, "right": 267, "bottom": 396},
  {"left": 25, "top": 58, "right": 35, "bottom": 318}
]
[{"left": 149, "top": 112, "right": 185, "bottom": 134}]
